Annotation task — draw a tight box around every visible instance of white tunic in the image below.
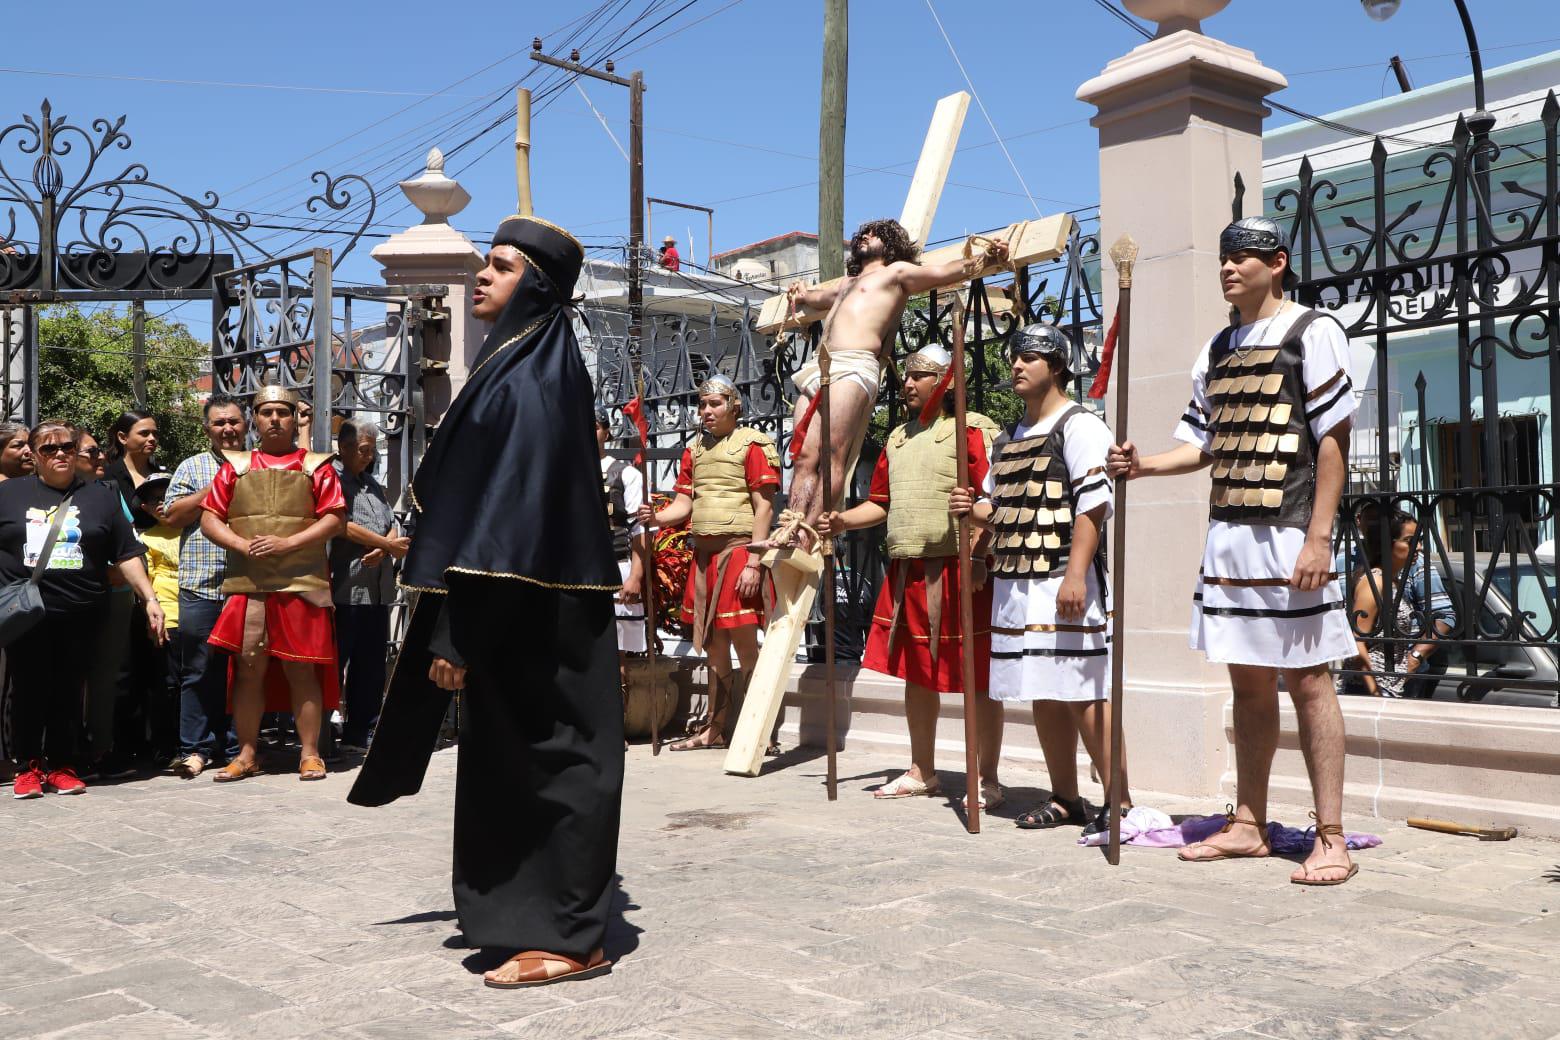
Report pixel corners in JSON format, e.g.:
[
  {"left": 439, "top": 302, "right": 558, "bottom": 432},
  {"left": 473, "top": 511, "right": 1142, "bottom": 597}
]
[
  {"left": 1173, "top": 304, "right": 1358, "bottom": 669},
  {"left": 983, "top": 407, "right": 1115, "bottom": 702},
  {"left": 603, "top": 456, "right": 648, "bottom": 654}
]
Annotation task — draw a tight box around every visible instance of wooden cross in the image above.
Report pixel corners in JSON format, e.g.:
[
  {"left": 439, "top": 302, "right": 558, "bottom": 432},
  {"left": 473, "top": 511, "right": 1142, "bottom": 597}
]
[{"left": 753, "top": 91, "right": 1075, "bottom": 336}]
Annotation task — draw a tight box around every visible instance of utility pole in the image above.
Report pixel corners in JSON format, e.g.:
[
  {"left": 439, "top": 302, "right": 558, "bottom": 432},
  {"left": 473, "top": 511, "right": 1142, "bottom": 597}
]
[
  {"left": 818, "top": 0, "right": 847, "bottom": 280},
  {"left": 531, "top": 42, "right": 645, "bottom": 354}
]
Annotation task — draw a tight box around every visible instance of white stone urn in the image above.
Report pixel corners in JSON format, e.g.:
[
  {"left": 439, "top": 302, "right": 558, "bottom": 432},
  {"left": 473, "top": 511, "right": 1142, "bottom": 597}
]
[
  {"left": 398, "top": 147, "right": 472, "bottom": 225},
  {"left": 1122, "top": 0, "right": 1230, "bottom": 35}
]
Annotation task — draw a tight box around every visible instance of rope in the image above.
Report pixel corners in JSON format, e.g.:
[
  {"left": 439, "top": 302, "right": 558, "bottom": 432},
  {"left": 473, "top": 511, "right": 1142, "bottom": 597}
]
[{"left": 924, "top": 0, "right": 1044, "bottom": 219}]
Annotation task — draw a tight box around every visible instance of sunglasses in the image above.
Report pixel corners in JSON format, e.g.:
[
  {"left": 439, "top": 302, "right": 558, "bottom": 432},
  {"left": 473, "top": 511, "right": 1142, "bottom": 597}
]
[
  {"left": 77, "top": 447, "right": 105, "bottom": 459},
  {"left": 36, "top": 443, "right": 77, "bottom": 458}
]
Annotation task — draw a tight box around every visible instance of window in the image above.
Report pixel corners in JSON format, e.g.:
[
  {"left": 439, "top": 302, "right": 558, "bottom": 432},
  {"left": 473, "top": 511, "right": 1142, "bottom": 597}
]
[{"left": 1435, "top": 416, "right": 1541, "bottom": 553}]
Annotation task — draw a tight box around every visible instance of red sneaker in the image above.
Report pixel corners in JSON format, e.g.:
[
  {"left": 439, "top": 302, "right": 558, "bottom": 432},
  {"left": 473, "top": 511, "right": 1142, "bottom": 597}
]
[
  {"left": 44, "top": 768, "right": 86, "bottom": 795},
  {"left": 13, "top": 763, "right": 45, "bottom": 799}
]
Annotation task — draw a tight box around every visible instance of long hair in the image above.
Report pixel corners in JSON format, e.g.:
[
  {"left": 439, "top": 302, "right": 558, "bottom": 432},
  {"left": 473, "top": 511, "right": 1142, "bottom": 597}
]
[
  {"left": 847, "top": 219, "right": 918, "bottom": 276},
  {"left": 106, "top": 407, "right": 155, "bottom": 461},
  {"left": 1362, "top": 508, "right": 1415, "bottom": 573}
]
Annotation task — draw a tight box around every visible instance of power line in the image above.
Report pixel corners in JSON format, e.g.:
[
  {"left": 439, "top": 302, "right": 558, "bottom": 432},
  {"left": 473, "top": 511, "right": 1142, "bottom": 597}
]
[{"left": 0, "top": 67, "right": 486, "bottom": 98}]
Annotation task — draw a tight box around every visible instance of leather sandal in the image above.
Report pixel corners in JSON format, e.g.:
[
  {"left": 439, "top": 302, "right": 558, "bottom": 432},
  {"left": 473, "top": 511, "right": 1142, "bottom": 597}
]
[
  {"left": 483, "top": 948, "right": 612, "bottom": 989},
  {"left": 1016, "top": 795, "right": 1088, "bottom": 830},
  {"left": 1292, "top": 817, "right": 1360, "bottom": 886},
  {"left": 298, "top": 756, "right": 327, "bottom": 781},
  {"left": 1179, "top": 803, "right": 1271, "bottom": 861},
  {"left": 212, "top": 760, "right": 262, "bottom": 783}
]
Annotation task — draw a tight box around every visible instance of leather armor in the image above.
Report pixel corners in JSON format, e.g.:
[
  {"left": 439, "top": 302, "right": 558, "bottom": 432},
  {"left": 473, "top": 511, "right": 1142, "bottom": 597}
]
[
  {"left": 883, "top": 412, "right": 998, "bottom": 560},
  {"left": 988, "top": 405, "right": 1091, "bottom": 579},
  {"left": 219, "top": 450, "right": 336, "bottom": 596},
  {"left": 689, "top": 427, "right": 778, "bottom": 537}
]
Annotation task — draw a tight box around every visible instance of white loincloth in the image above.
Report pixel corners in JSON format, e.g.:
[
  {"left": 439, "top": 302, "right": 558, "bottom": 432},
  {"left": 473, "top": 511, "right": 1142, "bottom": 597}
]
[{"left": 615, "top": 557, "right": 647, "bottom": 654}]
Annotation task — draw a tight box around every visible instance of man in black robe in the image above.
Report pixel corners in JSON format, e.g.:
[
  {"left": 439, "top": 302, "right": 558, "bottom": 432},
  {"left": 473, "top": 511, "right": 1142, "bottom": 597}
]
[{"left": 349, "top": 214, "right": 624, "bottom": 988}]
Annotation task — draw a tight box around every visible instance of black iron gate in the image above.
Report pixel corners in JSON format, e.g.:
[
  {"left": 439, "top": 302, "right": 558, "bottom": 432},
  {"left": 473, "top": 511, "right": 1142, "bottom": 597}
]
[
  {"left": 594, "top": 214, "right": 1107, "bottom": 655},
  {"left": 1269, "top": 92, "right": 1559, "bottom": 707}
]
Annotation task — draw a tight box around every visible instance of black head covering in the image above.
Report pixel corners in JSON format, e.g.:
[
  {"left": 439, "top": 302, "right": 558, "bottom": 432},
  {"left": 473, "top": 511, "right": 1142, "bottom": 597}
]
[
  {"left": 399, "top": 214, "right": 618, "bottom": 594},
  {"left": 1220, "top": 216, "right": 1299, "bottom": 291}
]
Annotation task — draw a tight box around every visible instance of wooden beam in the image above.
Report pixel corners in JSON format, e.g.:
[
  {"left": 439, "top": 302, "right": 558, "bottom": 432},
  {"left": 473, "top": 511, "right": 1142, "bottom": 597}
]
[
  {"left": 755, "top": 213, "right": 1075, "bottom": 335},
  {"left": 897, "top": 92, "right": 970, "bottom": 251}
]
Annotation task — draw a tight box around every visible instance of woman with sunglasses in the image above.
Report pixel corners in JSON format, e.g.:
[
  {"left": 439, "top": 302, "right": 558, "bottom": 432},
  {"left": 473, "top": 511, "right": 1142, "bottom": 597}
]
[{"left": 0, "top": 420, "right": 164, "bottom": 798}]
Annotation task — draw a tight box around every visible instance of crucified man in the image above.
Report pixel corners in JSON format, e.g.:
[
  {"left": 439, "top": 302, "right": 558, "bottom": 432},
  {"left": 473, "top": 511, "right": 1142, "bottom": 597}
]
[{"left": 764, "top": 218, "right": 1009, "bottom": 551}]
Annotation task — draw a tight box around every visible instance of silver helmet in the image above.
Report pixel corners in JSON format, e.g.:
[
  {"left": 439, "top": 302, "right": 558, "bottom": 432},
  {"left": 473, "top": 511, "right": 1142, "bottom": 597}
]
[
  {"left": 1219, "top": 216, "right": 1299, "bottom": 290},
  {"left": 1007, "top": 322, "right": 1077, "bottom": 376},
  {"left": 697, "top": 372, "right": 743, "bottom": 412},
  {"left": 903, "top": 344, "right": 952, "bottom": 377}
]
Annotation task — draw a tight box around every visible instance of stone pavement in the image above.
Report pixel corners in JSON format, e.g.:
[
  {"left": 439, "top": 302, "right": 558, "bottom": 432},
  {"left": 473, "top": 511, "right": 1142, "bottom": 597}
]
[{"left": 2, "top": 741, "right": 1558, "bottom": 1040}]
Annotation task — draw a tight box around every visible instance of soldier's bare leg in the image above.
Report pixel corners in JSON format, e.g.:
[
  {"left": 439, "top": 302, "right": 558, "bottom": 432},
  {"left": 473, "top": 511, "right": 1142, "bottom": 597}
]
[{"left": 283, "top": 660, "right": 323, "bottom": 766}]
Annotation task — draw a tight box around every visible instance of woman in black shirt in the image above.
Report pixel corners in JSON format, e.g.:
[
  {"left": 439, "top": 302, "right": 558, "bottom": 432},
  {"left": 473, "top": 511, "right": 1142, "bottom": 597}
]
[
  {"left": 1, "top": 420, "right": 165, "bottom": 798},
  {"left": 104, "top": 409, "right": 165, "bottom": 532}
]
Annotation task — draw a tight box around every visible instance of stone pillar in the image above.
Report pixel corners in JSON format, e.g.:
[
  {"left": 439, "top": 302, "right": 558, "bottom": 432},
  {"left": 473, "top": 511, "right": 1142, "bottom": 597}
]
[
  {"left": 1077, "top": 0, "right": 1287, "bottom": 795},
  {"left": 372, "top": 148, "right": 485, "bottom": 430}
]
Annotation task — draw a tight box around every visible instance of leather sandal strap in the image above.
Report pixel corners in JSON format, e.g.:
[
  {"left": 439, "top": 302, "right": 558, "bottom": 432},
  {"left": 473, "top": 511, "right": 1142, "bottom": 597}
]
[
  {"left": 1219, "top": 804, "right": 1268, "bottom": 833},
  {"left": 1310, "top": 813, "right": 1345, "bottom": 848}
]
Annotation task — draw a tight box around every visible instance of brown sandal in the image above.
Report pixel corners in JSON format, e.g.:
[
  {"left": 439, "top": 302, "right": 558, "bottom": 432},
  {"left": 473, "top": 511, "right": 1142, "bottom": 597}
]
[
  {"left": 298, "top": 756, "right": 327, "bottom": 781},
  {"left": 1179, "top": 803, "right": 1271, "bottom": 862},
  {"left": 1292, "top": 818, "right": 1359, "bottom": 886},
  {"left": 483, "top": 948, "right": 612, "bottom": 989},
  {"left": 212, "top": 760, "right": 262, "bottom": 783}
]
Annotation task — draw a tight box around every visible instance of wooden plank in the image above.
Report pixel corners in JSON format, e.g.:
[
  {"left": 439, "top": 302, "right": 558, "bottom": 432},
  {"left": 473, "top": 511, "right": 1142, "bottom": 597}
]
[
  {"left": 723, "top": 549, "right": 823, "bottom": 777},
  {"left": 897, "top": 92, "right": 970, "bottom": 251},
  {"left": 755, "top": 213, "right": 1076, "bottom": 335}
]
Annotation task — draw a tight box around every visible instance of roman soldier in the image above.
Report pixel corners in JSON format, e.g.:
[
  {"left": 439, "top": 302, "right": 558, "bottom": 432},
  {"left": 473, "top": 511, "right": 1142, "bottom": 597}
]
[
  {"left": 200, "top": 384, "right": 346, "bottom": 782},
  {"left": 952, "top": 323, "right": 1132, "bottom": 834},
  {"left": 818, "top": 345, "right": 1007, "bottom": 806},
  {"left": 1109, "top": 216, "right": 1359, "bottom": 885},
  {"left": 598, "top": 410, "right": 647, "bottom": 659},
  {"left": 637, "top": 374, "right": 779, "bottom": 752}
]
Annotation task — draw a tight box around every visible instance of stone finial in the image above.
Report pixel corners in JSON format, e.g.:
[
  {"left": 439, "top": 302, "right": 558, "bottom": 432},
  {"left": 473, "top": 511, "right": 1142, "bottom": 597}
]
[
  {"left": 1122, "top": 0, "right": 1230, "bottom": 36},
  {"left": 398, "top": 146, "right": 471, "bottom": 225}
]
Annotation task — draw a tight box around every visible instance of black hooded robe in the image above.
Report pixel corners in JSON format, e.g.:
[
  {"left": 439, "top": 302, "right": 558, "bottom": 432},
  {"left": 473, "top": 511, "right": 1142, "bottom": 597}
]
[{"left": 348, "top": 217, "right": 624, "bottom": 960}]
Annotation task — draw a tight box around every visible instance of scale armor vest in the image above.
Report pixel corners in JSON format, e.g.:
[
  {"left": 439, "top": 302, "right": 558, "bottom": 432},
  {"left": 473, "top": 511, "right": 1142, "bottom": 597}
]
[
  {"left": 1205, "top": 308, "right": 1332, "bottom": 529},
  {"left": 689, "top": 426, "right": 778, "bottom": 537},
  {"left": 988, "top": 405, "right": 1089, "bottom": 579},
  {"left": 603, "top": 459, "right": 632, "bottom": 560},
  {"left": 883, "top": 412, "right": 998, "bottom": 560},
  {"left": 219, "top": 450, "right": 336, "bottom": 596}
]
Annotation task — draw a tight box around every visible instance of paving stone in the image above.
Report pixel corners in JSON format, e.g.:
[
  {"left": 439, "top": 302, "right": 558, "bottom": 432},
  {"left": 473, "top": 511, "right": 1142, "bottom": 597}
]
[{"left": 3, "top": 741, "right": 1557, "bottom": 1040}]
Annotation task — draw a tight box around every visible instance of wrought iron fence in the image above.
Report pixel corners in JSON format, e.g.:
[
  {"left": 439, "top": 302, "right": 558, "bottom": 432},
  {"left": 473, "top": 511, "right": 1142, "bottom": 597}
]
[
  {"left": 594, "top": 215, "right": 1107, "bottom": 655},
  {"left": 1268, "top": 92, "right": 1559, "bottom": 707}
]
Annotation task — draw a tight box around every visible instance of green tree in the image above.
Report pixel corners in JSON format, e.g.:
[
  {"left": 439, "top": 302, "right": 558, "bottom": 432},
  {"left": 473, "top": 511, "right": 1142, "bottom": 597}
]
[{"left": 37, "top": 304, "right": 209, "bottom": 465}]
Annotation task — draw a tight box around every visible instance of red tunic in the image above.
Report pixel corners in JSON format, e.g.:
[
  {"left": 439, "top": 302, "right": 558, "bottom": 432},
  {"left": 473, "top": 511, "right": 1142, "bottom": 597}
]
[
  {"left": 862, "top": 428, "right": 994, "bottom": 694},
  {"left": 675, "top": 443, "right": 779, "bottom": 631},
  {"left": 204, "top": 449, "right": 347, "bottom": 711}
]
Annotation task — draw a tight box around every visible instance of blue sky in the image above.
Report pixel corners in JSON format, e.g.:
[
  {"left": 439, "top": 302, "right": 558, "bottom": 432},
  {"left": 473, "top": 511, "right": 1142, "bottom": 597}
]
[{"left": 4, "top": 0, "right": 1554, "bottom": 311}]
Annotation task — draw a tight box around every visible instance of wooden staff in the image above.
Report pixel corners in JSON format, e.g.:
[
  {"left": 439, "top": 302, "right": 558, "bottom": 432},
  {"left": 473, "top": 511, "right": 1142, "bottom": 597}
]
[
  {"left": 818, "top": 338, "right": 839, "bottom": 801},
  {"left": 1105, "top": 233, "right": 1139, "bottom": 865},
  {"left": 950, "top": 297, "right": 981, "bottom": 834},
  {"left": 636, "top": 363, "right": 661, "bottom": 756}
]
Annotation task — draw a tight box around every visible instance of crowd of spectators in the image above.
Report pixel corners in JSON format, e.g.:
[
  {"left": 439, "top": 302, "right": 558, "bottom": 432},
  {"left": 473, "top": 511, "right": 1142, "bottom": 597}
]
[{"left": 0, "top": 395, "right": 404, "bottom": 798}]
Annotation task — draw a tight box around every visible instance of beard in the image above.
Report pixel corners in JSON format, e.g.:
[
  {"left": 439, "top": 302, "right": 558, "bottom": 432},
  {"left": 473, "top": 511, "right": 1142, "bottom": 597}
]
[{"left": 851, "top": 238, "right": 886, "bottom": 267}]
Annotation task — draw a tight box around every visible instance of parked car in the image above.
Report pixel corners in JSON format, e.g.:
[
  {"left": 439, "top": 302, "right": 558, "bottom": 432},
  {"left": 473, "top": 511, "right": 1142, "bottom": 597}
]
[{"left": 1404, "top": 553, "right": 1558, "bottom": 709}]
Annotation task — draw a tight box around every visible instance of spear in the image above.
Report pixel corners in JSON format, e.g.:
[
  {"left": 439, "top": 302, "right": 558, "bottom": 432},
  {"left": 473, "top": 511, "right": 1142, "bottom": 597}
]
[
  {"left": 950, "top": 295, "right": 981, "bottom": 834},
  {"left": 635, "top": 361, "right": 661, "bottom": 756},
  {"left": 1105, "top": 233, "right": 1139, "bottom": 865}
]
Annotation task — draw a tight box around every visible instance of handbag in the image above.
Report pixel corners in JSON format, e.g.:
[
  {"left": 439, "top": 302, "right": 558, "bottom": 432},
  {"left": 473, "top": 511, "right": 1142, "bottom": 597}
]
[{"left": 0, "top": 491, "right": 75, "bottom": 648}]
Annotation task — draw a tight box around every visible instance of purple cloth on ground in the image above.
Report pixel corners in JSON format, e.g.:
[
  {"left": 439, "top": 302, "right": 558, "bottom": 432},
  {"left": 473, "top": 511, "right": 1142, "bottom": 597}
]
[{"left": 1080, "top": 813, "right": 1381, "bottom": 851}]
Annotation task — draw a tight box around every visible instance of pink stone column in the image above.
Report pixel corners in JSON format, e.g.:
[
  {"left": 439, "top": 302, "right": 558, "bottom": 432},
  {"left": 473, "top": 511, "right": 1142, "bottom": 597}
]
[{"left": 1077, "top": 3, "right": 1287, "bottom": 795}]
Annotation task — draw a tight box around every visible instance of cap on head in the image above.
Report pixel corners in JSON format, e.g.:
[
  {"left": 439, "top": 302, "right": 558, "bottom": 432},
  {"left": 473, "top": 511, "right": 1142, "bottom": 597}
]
[
  {"left": 903, "top": 345, "right": 952, "bottom": 378},
  {"left": 1007, "top": 323, "right": 1077, "bottom": 375},
  {"left": 253, "top": 385, "right": 300, "bottom": 412},
  {"left": 1219, "top": 216, "right": 1299, "bottom": 291},
  {"left": 697, "top": 373, "right": 742, "bottom": 412},
  {"left": 492, "top": 214, "right": 585, "bottom": 299},
  {"left": 594, "top": 408, "right": 611, "bottom": 429}
]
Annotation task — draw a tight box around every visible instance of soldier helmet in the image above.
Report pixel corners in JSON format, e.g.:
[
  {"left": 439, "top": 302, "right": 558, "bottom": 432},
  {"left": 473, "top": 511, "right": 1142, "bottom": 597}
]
[
  {"left": 903, "top": 345, "right": 952, "bottom": 377},
  {"left": 252, "top": 385, "right": 300, "bottom": 412},
  {"left": 1007, "top": 323, "right": 1078, "bottom": 376},
  {"left": 1219, "top": 216, "right": 1299, "bottom": 291},
  {"left": 697, "top": 373, "right": 743, "bottom": 413}
]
